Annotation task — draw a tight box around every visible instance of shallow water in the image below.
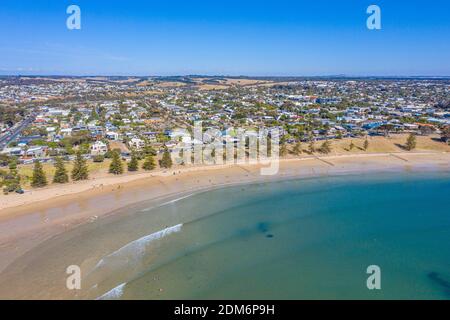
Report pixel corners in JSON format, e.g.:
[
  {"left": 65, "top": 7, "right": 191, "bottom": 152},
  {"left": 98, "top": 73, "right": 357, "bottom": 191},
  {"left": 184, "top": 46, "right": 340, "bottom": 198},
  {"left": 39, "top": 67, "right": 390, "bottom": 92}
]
[{"left": 1, "top": 172, "right": 450, "bottom": 299}]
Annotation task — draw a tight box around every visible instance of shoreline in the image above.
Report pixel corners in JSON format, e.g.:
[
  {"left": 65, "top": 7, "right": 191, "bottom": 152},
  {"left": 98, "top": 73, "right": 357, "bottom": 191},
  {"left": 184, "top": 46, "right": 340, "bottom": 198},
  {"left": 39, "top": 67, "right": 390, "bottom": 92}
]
[
  {"left": 1, "top": 151, "right": 448, "bottom": 216},
  {"left": 0, "top": 152, "right": 449, "bottom": 275}
]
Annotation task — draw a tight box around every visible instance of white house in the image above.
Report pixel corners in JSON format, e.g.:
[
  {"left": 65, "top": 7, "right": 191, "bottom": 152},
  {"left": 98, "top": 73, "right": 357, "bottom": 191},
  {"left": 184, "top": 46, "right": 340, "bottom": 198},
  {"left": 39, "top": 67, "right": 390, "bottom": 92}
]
[
  {"left": 106, "top": 131, "right": 119, "bottom": 141},
  {"left": 25, "top": 146, "right": 47, "bottom": 158},
  {"left": 60, "top": 128, "right": 72, "bottom": 137},
  {"left": 128, "top": 138, "right": 145, "bottom": 150},
  {"left": 1, "top": 147, "right": 22, "bottom": 156},
  {"left": 91, "top": 141, "right": 108, "bottom": 156}
]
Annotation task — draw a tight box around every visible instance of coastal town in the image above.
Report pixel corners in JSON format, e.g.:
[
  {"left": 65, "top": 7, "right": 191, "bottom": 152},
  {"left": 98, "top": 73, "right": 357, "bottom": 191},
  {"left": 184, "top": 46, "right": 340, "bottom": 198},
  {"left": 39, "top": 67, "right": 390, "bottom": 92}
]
[
  {"left": 1, "top": 76, "right": 449, "bottom": 194},
  {"left": 2, "top": 0, "right": 450, "bottom": 303}
]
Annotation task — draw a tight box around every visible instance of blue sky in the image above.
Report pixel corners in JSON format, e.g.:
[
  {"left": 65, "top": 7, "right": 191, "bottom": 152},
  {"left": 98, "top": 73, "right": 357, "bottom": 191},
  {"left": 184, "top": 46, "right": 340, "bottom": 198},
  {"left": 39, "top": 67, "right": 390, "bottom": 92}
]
[{"left": 0, "top": 0, "right": 449, "bottom": 76}]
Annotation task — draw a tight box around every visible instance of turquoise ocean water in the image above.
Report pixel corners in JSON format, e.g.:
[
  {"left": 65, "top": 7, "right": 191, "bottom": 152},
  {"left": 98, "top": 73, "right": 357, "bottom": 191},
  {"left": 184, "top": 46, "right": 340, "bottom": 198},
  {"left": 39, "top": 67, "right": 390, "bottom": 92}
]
[
  {"left": 91, "top": 172, "right": 450, "bottom": 300},
  {"left": 2, "top": 172, "right": 449, "bottom": 300}
]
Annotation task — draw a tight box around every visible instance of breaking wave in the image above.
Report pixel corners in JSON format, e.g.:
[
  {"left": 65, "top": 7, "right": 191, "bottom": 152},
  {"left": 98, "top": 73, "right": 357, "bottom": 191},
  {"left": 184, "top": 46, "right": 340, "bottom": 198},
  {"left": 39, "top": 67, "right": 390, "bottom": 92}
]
[
  {"left": 87, "top": 224, "right": 183, "bottom": 298},
  {"left": 97, "top": 282, "right": 126, "bottom": 300},
  {"left": 94, "top": 224, "right": 183, "bottom": 269},
  {"left": 141, "top": 193, "right": 197, "bottom": 212}
]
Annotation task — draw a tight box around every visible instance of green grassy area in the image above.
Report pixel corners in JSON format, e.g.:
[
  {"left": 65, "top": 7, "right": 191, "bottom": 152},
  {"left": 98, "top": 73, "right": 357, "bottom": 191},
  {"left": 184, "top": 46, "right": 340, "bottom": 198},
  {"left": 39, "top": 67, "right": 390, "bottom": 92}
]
[
  {"left": 8, "top": 135, "right": 450, "bottom": 188},
  {"left": 17, "top": 160, "right": 113, "bottom": 187}
]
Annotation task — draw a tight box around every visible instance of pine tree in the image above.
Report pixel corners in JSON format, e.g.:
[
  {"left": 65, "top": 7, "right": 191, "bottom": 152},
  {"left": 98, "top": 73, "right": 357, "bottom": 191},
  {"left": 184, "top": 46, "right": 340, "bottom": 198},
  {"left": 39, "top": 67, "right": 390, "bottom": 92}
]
[
  {"left": 8, "top": 160, "right": 17, "bottom": 171},
  {"left": 128, "top": 153, "right": 139, "bottom": 172},
  {"left": 3, "top": 160, "right": 21, "bottom": 194},
  {"left": 441, "top": 125, "right": 450, "bottom": 144},
  {"left": 71, "top": 151, "right": 89, "bottom": 181},
  {"left": 363, "top": 138, "right": 369, "bottom": 151},
  {"left": 319, "top": 140, "right": 332, "bottom": 154},
  {"left": 31, "top": 160, "right": 48, "bottom": 188},
  {"left": 405, "top": 133, "right": 417, "bottom": 151},
  {"left": 142, "top": 154, "right": 156, "bottom": 171},
  {"left": 160, "top": 148, "right": 173, "bottom": 169},
  {"left": 349, "top": 141, "right": 355, "bottom": 151},
  {"left": 109, "top": 150, "right": 124, "bottom": 175},
  {"left": 293, "top": 141, "right": 302, "bottom": 155},
  {"left": 308, "top": 140, "right": 315, "bottom": 154},
  {"left": 53, "top": 157, "right": 69, "bottom": 184},
  {"left": 280, "top": 141, "right": 288, "bottom": 157}
]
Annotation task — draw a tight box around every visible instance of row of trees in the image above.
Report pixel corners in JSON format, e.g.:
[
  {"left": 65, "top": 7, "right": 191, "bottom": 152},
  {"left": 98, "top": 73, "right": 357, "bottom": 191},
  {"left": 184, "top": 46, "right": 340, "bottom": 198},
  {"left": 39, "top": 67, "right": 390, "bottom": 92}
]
[
  {"left": 3, "top": 147, "right": 174, "bottom": 192},
  {"left": 4, "top": 133, "right": 424, "bottom": 192},
  {"left": 287, "top": 139, "right": 334, "bottom": 156},
  {"left": 288, "top": 134, "right": 419, "bottom": 156},
  {"left": 109, "top": 149, "right": 172, "bottom": 175},
  {"left": 28, "top": 149, "right": 174, "bottom": 189},
  {"left": 30, "top": 152, "right": 89, "bottom": 188}
]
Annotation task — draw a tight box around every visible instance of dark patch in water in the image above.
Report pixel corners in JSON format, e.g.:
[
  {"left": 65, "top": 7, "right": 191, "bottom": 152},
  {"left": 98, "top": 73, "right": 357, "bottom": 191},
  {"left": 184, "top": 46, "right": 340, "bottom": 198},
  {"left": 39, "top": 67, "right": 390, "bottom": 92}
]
[
  {"left": 427, "top": 272, "right": 450, "bottom": 296},
  {"left": 257, "top": 222, "right": 270, "bottom": 234},
  {"left": 266, "top": 234, "right": 274, "bottom": 239}
]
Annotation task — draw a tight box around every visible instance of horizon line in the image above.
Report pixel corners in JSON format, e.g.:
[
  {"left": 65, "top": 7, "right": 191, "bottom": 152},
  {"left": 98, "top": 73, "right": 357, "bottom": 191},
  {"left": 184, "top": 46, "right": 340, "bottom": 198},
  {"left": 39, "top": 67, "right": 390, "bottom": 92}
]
[{"left": 1, "top": 74, "right": 450, "bottom": 79}]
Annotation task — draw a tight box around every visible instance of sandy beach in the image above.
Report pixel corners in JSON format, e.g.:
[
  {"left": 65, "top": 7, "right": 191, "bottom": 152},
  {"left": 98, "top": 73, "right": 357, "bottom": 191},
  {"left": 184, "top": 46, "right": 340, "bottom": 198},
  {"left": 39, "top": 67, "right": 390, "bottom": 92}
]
[{"left": 0, "top": 152, "right": 449, "bottom": 277}]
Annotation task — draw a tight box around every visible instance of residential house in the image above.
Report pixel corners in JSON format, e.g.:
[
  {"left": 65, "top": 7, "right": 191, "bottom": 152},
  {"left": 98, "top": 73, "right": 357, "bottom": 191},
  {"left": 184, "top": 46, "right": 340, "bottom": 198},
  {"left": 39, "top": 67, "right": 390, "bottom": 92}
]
[{"left": 91, "top": 141, "right": 108, "bottom": 156}]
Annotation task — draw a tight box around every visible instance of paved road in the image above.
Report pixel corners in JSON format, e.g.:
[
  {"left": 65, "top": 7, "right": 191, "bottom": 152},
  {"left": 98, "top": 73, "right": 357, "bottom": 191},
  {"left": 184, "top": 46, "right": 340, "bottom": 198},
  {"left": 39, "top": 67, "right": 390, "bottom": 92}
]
[{"left": 0, "top": 113, "right": 36, "bottom": 149}]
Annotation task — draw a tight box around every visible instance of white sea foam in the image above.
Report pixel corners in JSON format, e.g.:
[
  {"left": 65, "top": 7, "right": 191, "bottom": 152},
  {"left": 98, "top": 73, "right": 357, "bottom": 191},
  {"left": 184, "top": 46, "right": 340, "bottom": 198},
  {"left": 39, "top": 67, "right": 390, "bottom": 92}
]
[
  {"left": 89, "top": 224, "right": 183, "bottom": 298},
  {"left": 94, "top": 224, "right": 183, "bottom": 270},
  {"left": 161, "top": 194, "right": 195, "bottom": 206},
  {"left": 141, "top": 193, "right": 196, "bottom": 212},
  {"left": 97, "top": 282, "right": 126, "bottom": 300}
]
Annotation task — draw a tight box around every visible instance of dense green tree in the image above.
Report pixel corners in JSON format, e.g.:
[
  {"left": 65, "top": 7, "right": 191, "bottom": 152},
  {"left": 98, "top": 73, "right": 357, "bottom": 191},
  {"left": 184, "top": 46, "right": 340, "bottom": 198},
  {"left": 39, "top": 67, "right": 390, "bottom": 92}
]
[
  {"left": 127, "top": 153, "right": 139, "bottom": 172},
  {"left": 442, "top": 126, "right": 450, "bottom": 144},
  {"left": 405, "top": 133, "right": 417, "bottom": 151},
  {"left": 280, "top": 141, "right": 288, "bottom": 157},
  {"left": 71, "top": 151, "right": 89, "bottom": 181},
  {"left": 160, "top": 148, "right": 173, "bottom": 169},
  {"left": 2, "top": 160, "right": 21, "bottom": 194},
  {"left": 53, "top": 157, "right": 69, "bottom": 184},
  {"left": 142, "top": 154, "right": 156, "bottom": 171},
  {"left": 292, "top": 141, "right": 302, "bottom": 156},
  {"left": 308, "top": 140, "right": 315, "bottom": 154},
  {"left": 109, "top": 150, "right": 124, "bottom": 175},
  {"left": 319, "top": 140, "right": 332, "bottom": 154},
  {"left": 31, "top": 161, "right": 48, "bottom": 188},
  {"left": 8, "top": 159, "right": 17, "bottom": 171},
  {"left": 363, "top": 138, "right": 369, "bottom": 151}
]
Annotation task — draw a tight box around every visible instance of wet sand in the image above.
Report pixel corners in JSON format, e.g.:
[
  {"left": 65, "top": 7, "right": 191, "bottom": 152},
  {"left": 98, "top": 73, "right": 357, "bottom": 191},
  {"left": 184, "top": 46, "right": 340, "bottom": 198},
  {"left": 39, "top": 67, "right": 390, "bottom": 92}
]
[{"left": 0, "top": 152, "right": 449, "bottom": 278}]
